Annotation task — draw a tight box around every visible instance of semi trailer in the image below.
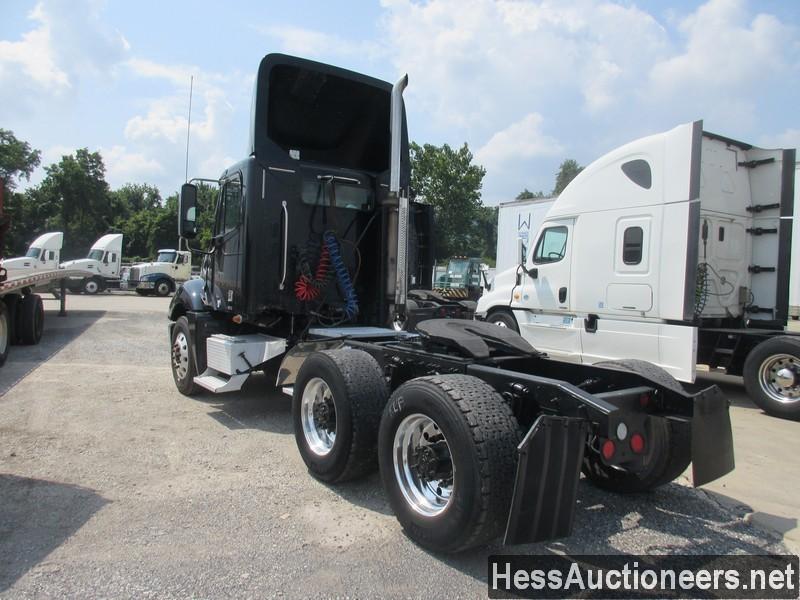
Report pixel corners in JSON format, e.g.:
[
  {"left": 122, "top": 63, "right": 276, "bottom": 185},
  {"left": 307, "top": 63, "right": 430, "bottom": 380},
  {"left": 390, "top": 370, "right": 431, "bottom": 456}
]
[
  {"left": 167, "top": 54, "right": 734, "bottom": 552},
  {"left": 478, "top": 122, "right": 799, "bottom": 420}
]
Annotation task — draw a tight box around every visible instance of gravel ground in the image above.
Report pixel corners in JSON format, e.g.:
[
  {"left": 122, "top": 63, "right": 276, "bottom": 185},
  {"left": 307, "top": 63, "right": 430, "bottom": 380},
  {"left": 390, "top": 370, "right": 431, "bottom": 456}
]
[{"left": 0, "top": 295, "right": 790, "bottom": 598}]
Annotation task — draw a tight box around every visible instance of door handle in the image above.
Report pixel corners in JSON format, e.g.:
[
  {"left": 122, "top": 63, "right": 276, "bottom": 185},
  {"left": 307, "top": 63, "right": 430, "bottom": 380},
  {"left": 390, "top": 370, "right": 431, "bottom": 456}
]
[
  {"left": 279, "top": 200, "right": 289, "bottom": 290},
  {"left": 558, "top": 287, "right": 567, "bottom": 303}
]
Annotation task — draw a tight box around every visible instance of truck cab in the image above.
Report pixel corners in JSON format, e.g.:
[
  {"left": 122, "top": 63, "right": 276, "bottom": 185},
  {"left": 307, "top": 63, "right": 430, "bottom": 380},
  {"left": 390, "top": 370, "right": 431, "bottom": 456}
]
[
  {"left": 60, "top": 233, "right": 123, "bottom": 294},
  {"left": 478, "top": 121, "right": 799, "bottom": 418},
  {"left": 433, "top": 257, "right": 487, "bottom": 300},
  {"left": 1, "top": 232, "right": 63, "bottom": 276},
  {"left": 126, "top": 249, "right": 191, "bottom": 297}
]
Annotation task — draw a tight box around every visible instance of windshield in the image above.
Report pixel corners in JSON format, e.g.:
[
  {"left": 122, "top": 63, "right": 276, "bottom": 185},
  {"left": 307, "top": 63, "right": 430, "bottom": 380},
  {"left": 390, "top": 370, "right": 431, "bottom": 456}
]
[
  {"left": 157, "top": 251, "right": 177, "bottom": 263},
  {"left": 87, "top": 249, "right": 104, "bottom": 261},
  {"left": 446, "top": 260, "right": 470, "bottom": 278},
  {"left": 25, "top": 247, "right": 41, "bottom": 258}
]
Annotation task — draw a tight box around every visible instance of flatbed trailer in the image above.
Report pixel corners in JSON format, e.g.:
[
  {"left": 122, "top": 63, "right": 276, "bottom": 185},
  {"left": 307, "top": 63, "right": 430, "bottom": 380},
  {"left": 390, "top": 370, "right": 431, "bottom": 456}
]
[{"left": 0, "top": 268, "right": 90, "bottom": 366}]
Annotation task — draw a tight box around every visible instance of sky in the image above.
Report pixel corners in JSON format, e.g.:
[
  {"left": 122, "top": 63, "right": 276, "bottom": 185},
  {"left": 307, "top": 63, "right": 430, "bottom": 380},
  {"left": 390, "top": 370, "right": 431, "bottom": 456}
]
[{"left": 1, "top": 0, "right": 798, "bottom": 205}]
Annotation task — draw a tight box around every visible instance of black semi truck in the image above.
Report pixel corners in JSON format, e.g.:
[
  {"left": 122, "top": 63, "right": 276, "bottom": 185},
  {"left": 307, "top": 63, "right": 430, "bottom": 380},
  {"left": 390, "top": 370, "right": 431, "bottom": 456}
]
[{"left": 167, "top": 54, "right": 734, "bottom": 552}]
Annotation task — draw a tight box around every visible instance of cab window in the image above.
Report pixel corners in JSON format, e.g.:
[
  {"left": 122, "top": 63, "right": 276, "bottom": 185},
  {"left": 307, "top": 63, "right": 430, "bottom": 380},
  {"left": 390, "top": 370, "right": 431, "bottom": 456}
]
[
  {"left": 533, "top": 226, "right": 568, "bottom": 264},
  {"left": 222, "top": 178, "right": 242, "bottom": 233}
]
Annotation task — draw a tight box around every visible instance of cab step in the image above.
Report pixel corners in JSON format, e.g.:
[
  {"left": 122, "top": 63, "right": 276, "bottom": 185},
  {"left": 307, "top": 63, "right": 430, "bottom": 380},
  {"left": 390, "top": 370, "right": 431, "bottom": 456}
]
[{"left": 193, "top": 370, "right": 249, "bottom": 393}]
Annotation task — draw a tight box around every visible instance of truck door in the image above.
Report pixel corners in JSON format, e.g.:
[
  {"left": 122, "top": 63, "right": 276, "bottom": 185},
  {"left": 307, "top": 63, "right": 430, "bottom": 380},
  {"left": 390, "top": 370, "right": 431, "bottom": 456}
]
[
  {"left": 211, "top": 173, "right": 243, "bottom": 312},
  {"left": 513, "top": 218, "right": 582, "bottom": 362}
]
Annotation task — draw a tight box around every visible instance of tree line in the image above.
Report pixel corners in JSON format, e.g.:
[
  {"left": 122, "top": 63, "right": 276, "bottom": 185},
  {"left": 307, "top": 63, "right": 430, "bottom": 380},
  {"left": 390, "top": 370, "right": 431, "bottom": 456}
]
[{"left": 0, "top": 129, "right": 582, "bottom": 266}]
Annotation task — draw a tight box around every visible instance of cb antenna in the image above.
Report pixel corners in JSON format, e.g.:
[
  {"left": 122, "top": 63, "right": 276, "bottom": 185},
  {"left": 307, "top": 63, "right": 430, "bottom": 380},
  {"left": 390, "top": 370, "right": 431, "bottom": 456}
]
[{"left": 184, "top": 75, "right": 194, "bottom": 182}]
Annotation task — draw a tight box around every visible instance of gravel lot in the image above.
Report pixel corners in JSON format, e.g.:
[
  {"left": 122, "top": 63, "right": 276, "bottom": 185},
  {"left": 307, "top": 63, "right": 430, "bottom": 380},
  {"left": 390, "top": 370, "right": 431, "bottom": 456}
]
[{"left": 0, "top": 294, "right": 792, "bottom": 598}]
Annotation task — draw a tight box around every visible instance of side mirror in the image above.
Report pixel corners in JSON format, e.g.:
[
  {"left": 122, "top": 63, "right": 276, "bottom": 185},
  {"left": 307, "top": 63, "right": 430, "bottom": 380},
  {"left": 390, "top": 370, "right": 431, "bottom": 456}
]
[{"left": 179, "top": 183, "right": 198, "bottom": 239}]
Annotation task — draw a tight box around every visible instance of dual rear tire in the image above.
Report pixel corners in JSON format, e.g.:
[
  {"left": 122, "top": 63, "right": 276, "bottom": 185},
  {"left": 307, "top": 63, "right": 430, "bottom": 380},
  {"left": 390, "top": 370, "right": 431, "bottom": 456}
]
[{"left": 292, "top": 352, "right": 521, "bottom": 552}]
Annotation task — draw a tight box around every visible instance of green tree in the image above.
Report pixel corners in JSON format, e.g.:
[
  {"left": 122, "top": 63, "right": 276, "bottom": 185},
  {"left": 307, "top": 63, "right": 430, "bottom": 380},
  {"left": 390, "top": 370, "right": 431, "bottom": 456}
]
[
  {"left": 37, "top": 148, "right": 114, "bottom": 258},
  {"left": 553, "top": 159, "right": 583, "bottom": 195},
  {"left": 515, "top": 188, "right": 545, "bottom": 200},
  {"left": 0, "top": 129, "right": 41, "bottom": 192},
  {"left": 410, "top": 142, "right": 486, "bottom": 258}
]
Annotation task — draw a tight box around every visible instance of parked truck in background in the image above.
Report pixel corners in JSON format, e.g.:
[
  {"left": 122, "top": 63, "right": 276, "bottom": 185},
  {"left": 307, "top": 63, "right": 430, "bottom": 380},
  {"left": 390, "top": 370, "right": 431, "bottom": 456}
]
[
  {"left": 124, "top": 249, "right": 191, "bottom": 297},
  {"left": 478, "top": 121, "right": 799, "bottom": 419},
  {"left": 495, "top": 197, "right": 555, "bottom": 274},
  {"left": 165, "top": 54, "right": 734, "bottom": 553},
  {"left": 0, "top": 232, "right": 63, "bottom": 277},
  {"left": 60, "top": 233, "right": 123, "bottom": 294}
]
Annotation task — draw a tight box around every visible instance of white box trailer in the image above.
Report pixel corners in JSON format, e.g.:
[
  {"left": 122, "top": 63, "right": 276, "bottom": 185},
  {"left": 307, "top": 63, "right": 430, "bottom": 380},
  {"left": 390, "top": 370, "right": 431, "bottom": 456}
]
[
  {"left": 790, "top": 161, "right": 800, "bottom": 319},
  {"left": 495, "top": 197, "right": 555, "bottom": 274},
  {"left": 479, "top": 120, "right": 800, "bottom": 419}
]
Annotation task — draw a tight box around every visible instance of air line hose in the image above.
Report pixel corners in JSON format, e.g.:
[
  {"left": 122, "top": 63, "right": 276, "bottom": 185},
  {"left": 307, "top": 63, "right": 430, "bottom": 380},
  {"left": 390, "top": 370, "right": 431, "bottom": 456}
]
[{"left": 324, "top": 230, "right": 359, "bottom": 319}]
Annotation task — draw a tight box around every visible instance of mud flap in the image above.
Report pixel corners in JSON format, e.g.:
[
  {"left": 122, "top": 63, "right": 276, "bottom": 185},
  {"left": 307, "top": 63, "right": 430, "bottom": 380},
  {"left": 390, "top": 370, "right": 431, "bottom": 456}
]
[
  {"left": 690, "top": 385, "right": 735, "bottom": 487},
  {"left": 503, "top": 415, "right": 588, "bottom": 546}
]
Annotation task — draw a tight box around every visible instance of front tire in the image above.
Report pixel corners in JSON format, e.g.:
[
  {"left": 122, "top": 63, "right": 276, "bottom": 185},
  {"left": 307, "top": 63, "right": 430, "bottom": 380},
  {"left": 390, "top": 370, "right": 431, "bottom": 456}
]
[
  {"left": 17, "top": 294, "right": 44, "bottom": 345},
  {"left": 378, "top": 375, "right": 520, "bottom": 553},
  {"left": 292, "top": 349, "right": 388, "bottom": 483},
  {"left": 83, "top": 277, "right": 102, "bottom": 295},
  {"left": 485, "top": 309, "right": 518, "bottom": 332},
  {"left": 155, "top": 279, "right": 172, "bottom": 297},
  {"left": 743, "top": 336, "right": 800, "bottom": 420},
  {"left": 171, "top": 316, "right": 199, "bottom": 396}
]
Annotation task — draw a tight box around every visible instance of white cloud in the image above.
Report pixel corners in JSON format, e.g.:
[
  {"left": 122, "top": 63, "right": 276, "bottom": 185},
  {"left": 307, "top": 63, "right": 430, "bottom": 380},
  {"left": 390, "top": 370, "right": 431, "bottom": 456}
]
[
  {"left": 475, "top": 113, "right": 563, "bottom": 170},
  {"left": 0, "top": 0, "right": 128, "bottom": 93},
  {"left": 102, "top": 145, "right": 164, "bottom": 188},
  {"left": 255, "top": 25, "right": 383, "bottom": 61}
]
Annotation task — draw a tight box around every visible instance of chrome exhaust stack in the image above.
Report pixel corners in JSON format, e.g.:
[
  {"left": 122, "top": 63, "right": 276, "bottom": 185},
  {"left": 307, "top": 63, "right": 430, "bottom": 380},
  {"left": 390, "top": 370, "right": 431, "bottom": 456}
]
[{"left": 386, "top": 74, "right": 409, "bottom": 329}]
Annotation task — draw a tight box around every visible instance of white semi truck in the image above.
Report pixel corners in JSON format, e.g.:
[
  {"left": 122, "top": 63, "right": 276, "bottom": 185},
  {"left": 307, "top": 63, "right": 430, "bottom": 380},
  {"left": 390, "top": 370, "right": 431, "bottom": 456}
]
[
  {"left": 124, "top": 249, "right": 191, "bottom": 296},
  {"left": 60, "top": 233, "right": 124, "bottom": 294},
  {"left": 478, "top": 120, "right": 799, "bottom": 419},
  {"left": 0, "top": 232, "right": 63, "bottom": 277}
]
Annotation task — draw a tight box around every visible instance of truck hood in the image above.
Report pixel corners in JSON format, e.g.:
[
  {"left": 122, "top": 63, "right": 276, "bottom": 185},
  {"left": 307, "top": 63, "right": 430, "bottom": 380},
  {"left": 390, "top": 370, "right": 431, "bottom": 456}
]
[
  {"left": 1, "top": 257, "right": 37, "bottom": 271},
  {"left": 475, "top": 266, "right": 522, "bottom": 315},
  {"left": 60, "top": 259, "right": 101, "bottom": 272}
]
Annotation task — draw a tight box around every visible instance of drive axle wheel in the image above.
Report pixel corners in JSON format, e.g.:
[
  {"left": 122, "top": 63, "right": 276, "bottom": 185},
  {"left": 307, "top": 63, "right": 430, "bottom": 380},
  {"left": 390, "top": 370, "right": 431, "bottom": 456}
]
[
  {"left": 292, "top": 349, "right": 388, "bottom": 483},
  {"left": 378, "top": 375, "right": 520, "bottom": 553},
  {"left": 170, "top": 316, "right": 199, "bottom": 396},
  {"left": 743, "top": 336, "right": 800, "bottom": 420},
  {"left": 582, "top": 359, "right": 690, "bottom": 493}
]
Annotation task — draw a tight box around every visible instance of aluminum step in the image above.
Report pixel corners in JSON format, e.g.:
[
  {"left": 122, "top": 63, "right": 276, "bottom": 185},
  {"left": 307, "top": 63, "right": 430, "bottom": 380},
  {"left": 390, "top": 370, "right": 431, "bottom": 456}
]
[{"left": 193, "top": 369, "right": 249, "bottom": 393}]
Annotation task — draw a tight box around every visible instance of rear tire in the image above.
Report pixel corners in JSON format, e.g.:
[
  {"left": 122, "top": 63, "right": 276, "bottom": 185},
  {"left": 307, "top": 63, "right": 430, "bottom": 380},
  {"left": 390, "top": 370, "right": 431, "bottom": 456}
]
[
  {"left": 582, "top": 359, "right": 691, "bottom": 493},
  {"left": 743, "top": 336, "right": 800, "bottom": 420},
  {"left": 17, "top": 294, "right": 44, "bottom": 345},
  {"left": 378, "top": 375, "right": 520, "bottom": 552},
  {"left": 485, "top": 309, "right": 518, "bottom": 333},
  {"left": 0, "top": 302, "right": 9, "bottom": 366},
  {"left": 292, "top": 349, "right": 388, "bottom": 483},
  {"left": 170, "top": 316, "right": 199, "bottom": 396}
]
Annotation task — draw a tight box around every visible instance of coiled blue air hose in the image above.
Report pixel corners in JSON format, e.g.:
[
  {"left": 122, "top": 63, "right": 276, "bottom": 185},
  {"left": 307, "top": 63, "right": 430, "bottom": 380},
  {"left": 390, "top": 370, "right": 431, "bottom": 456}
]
[{"left": 323, "top": 231, "right": 358, "bottom": 319}]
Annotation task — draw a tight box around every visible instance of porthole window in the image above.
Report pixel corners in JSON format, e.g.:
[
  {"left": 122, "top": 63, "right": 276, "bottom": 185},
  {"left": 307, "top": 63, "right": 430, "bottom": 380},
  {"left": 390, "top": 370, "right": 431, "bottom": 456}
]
[{"left": 621, "top": 159, "right": 652, "bottom": 189}]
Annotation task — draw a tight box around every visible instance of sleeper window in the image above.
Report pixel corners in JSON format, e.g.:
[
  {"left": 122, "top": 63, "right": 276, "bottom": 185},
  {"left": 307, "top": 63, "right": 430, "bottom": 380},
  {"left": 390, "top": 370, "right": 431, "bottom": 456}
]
[{"left": 622, "top": 226, "right": 643, "bottom": 265}]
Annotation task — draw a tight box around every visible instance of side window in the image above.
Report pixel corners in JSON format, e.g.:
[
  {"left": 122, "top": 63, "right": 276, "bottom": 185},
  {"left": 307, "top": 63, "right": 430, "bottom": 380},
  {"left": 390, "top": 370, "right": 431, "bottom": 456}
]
[
  {"left": 48, "top": 251, "right": 55, "bottom": 261},
  {"left": 40, "top": 252, "right": 46, "bottom": 262},
  {"left": 111, "top": 253, "right": 117, "bottom": 264},
  {"left": 533, "top": 226, "right": 568, "bottom": 264},
  {"left": 622, "top": 226, "right": 643, "bottom": 265},
  {"left": 221, "top": 177, "right": 242, "bottom": 233}
]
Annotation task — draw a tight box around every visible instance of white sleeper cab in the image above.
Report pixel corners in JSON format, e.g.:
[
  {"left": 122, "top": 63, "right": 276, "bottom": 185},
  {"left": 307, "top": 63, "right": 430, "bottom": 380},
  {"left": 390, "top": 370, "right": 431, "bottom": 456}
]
[
  {"left": 60, "top": 233, "right": 123, "bottom": 294},
  {"left": 478, "top": 120, "right": 799, "bottom": 419}
]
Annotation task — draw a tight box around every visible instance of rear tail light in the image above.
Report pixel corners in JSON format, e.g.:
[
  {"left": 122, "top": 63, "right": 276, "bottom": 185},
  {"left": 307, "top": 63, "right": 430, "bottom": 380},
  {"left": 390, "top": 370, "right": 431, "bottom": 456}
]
[
  {"left": 630, "top": 433, "right": 645, "bottom": 454},
  {"left": 601, "top": 439, "right": 616, "bottom": 460}
]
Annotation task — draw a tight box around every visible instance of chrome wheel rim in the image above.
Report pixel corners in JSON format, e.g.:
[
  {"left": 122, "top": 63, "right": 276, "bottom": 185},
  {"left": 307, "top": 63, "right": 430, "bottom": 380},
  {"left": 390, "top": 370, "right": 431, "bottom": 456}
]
[
  {"left": 758, "top": 354, "right": 800, "bottom": 404},
  {"left": 393, "top": 413, "right": 454, "bottom": 517},
  {"left": 492, "top": 319, "right": 508, "bottom": 328},
  {"left": 172, "top": 331, "right": 190, "bottom": 381},
  {"left": 301, "top": 378, "right": 337, "bottom": 456},
  {"left": 157, "top": 282, "right": 170, "bottom": 295},
  {"left": 85, "top": 280, "right": 98, "bottom": 294}
]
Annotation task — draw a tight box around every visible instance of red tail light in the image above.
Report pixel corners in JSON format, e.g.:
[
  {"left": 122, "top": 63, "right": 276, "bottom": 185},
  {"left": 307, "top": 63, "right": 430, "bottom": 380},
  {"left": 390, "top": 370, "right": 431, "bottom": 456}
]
[
  {"left": 630, "top": 433, "right": 645, "bottom": 454},
  {"left": 601, "top": 439, "right": 616, "bottom": 460}
]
